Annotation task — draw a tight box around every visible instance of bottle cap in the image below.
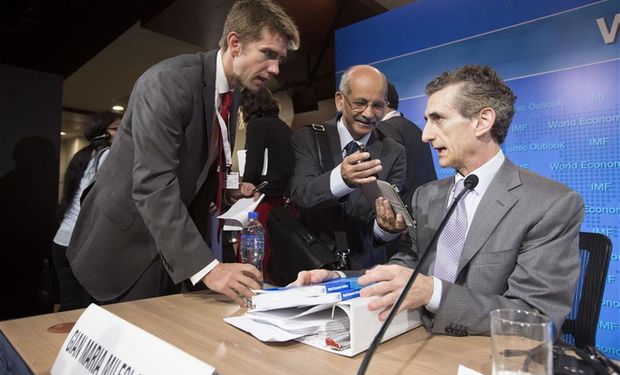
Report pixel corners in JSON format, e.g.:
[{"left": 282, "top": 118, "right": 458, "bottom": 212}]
[{"left": 248, "top": 211, "right": 259, "bottom": 220}]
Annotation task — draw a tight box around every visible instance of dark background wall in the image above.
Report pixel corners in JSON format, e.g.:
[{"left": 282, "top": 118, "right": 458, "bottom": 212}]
[{"left": 0, "top": 64, "right": 62, "bottom": 319}]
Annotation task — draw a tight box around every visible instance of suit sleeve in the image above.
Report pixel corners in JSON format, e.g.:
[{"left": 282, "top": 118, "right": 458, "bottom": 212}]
[
  {"left": 372, "top": 143, "right": 407, "bottom": 242},
  {"left": 289, "top": 128, "right": 340, "bottom": 209},
  {"left": 384, "top": 143, "right": 407, "bottom": 197},
  {"left": 431, "top": 190, "right": 583, "bottom": 335},
  {"left": 130, "top": 68, "right": 215, "bottom": 284},
  {"left": 388, "top": 186, "right": 422, "bottom": 267}
]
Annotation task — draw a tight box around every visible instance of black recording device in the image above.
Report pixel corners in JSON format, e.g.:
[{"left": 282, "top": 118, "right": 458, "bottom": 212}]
[
  {"left": 357, "top": 174, "right": 480, "bottom": 375},
  {"left": 356, "top": 144, "right": 379, "bottom": 180},
  {"left": 358, "top": 144, "right": 371, "bottom": 161},
  {"left": 554, "top": 345, "right": 620, "bottom": 375},
  {"left": 252, "top": 180, "right": 269, "bottom": 194}
]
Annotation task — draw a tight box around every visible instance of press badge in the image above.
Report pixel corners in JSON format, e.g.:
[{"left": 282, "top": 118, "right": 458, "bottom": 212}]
[{"left": 226, "top": 171, "right": 239, "bottom": 189}]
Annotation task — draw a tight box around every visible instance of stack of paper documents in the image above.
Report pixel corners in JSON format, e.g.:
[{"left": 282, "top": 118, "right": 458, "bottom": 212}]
[
  {"left": 226, "top": 305, "right": 349, "bottom": 341},
  {"left": 224, "top": 278, "right": 422, "bottom": 356}
]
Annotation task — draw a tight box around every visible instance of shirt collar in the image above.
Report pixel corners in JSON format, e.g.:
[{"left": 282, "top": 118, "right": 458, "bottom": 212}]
[
  {"left": 216, "top": 49, "right": 231, "bottom": 95},
  {"left": 337, "top": 116, "right": 371, "bottom": 151},
  {"left": 382, "top": 110, "right": 402, "bottom": 121},
  {"left": 454, "top": 149, "right": 505, "bottom": 197}
]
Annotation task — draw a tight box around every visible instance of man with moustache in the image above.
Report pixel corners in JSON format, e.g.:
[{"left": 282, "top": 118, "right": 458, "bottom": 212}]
[
  {"left": 68, "top": 0, "right": 299, "bottom": 306},
  {"left": 289, "top": 65, "right": 407, "bottom": 270}
]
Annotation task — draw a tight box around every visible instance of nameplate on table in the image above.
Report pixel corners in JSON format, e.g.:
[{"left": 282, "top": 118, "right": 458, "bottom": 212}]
[{"left": 51, "top": 304, "right": 215, "bottom": 375}]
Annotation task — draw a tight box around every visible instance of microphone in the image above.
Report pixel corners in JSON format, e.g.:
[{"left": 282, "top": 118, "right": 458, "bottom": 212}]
[{"left": 357, "top": 174, "right": 479, "bottom": 375}]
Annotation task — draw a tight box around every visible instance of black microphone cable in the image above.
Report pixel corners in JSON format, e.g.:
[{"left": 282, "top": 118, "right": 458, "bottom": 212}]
[{"left": 357, "top": 174, "right": 479, "bottom": 375}]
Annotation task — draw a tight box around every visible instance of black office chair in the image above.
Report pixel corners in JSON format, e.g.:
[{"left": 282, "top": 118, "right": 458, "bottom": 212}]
[{"left": 561, "top": 232, "right": 612, "bottom": 349}]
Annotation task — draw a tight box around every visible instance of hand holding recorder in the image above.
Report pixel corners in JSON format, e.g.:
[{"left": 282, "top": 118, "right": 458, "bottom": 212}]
[{"left": 340, "top": 144, "right": 382, "bottom": 187}]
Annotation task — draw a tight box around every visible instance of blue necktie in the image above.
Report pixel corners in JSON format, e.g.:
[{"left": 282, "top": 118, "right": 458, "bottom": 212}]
[{"left": 344, "top": 141, "right": 360, "bottom": 157}]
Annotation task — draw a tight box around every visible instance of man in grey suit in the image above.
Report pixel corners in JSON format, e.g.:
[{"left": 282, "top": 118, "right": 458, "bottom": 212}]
[
  {"left": 294, "top": 65, "right": 583, "bottom": 335},
  {"left": 67, "top": 0, "right": 299, "bottom": 306},
  {"left": 290, "top": 65, "right": 408, "bottom": 270}
]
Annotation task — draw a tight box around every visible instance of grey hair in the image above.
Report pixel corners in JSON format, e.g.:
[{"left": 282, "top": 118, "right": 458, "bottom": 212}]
[{"left": 425, "top": 64, "right": 517, "bottom": 144}]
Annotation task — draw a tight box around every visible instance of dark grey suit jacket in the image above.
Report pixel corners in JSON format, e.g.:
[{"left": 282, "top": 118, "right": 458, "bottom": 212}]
[
  {"left": 67, "top": 50, "right": 241, "bottom": 301},
  {"left": 377, "top": 113, "right": 436, "bottom": 205},
  {"left": 391, "top": 158, "right": 584, "bottom": 335},
  {"left": 290, "top": 116, "right": 407, "bottom": 269}
]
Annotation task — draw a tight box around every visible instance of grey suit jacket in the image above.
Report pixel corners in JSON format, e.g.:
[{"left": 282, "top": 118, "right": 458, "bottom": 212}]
[
  {"left": 67, "top": 50, "right": 241, "bottom": 301},
  {"left": 290, "top": 116, "right": 407, "bottom": 269},
  {"left": 391, "top": 158, "right": 584, "bottom": 335}
]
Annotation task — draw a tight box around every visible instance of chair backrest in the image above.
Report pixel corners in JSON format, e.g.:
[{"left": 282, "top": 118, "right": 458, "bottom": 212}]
[{"left": 561, "top": 232, "right": 612, "bottom": 348}]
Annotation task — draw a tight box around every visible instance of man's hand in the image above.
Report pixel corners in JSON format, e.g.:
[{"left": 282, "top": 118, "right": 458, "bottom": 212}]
[
  {"left": 288, "top": 269, "right": 340, "bottom": 287},
  {"left": 341, "top": 152, "right": 382, "bottom": 187},
  {"left": 227, "top": 182, "right": 259, "bottom": 203},
  {"left": 375, "top": 197, "right": 406, "bottom": 233},
  {"left": 202, "top": 263, "right": 262, "bottom": 306},
  {"left": 358, "top": 264, "right": 434, "bottom": 320}
]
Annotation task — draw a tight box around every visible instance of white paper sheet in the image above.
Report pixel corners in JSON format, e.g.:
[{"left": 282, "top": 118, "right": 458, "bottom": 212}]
[
  {"left": 217, "top": 194, "right": 265, "bottom": 231},
  {"left": 237, "top": 149, "right": 268, "bottom": 177}
]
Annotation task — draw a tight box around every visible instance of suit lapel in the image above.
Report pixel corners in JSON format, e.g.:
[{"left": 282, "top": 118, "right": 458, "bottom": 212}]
[
  {"left": 428, "top": 179, "right": 453, "bottom": 232},
  {"left": 196, "top": 50, "right": 218, "bottom": 192},
  {"left": 366, "top": 131, "right": 386, "bottom": 179},
  {"left": 414, "top": 179, "right": 451, "bottom": 273},
  {"left": 456, "top": 160, "right": 521, "bottom": 277},
  {"left": 324, "top": 117, "right": 342, "bottom": 166}
]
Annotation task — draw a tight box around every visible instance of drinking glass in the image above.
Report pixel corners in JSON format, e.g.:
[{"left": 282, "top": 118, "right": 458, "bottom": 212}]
[{"left": 490, "top": 309, "right": 553, "bottom": 375}]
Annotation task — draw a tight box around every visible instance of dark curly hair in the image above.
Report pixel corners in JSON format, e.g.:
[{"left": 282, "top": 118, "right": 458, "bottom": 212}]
[
  {"left": 425, "top": 65, "right": 517, "bottom": 144},
  {"left": 241, "top": 87, "right": 279, "bottom": 123}
]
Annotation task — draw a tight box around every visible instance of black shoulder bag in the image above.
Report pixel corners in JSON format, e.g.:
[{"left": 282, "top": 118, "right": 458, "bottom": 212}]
[{"left": 267, "top": 124, "right": 350, "bottom": 286}]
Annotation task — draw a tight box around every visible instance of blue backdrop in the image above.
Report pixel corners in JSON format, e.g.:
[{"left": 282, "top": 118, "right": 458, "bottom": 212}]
[{"left": 335, "top": 0, "right": 620, "bottom": 357}]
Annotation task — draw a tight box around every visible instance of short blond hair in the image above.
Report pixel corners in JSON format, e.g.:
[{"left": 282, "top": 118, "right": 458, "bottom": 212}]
[{"left": 219, "top": 0, "right": 300, "bottom": 52}]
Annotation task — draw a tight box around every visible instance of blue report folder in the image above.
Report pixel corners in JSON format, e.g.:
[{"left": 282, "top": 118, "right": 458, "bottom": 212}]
[
  {"left": 261, "top": 278, "right": 361, "bottom": 294},
  {"left": 252, "top": 278, "right": 362, "bottom": 311}
]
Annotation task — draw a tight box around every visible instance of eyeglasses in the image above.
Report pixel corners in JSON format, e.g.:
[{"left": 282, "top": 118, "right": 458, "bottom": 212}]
[{"left": 341, "top": 93, "right": 387, "bottom": 114}]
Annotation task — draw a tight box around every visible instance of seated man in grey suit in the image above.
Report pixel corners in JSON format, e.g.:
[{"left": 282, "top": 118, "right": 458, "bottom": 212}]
[
  {"left": 290, "top": 65, "right": 408, "bottom": 271},
  {"left": 293, "top": 65, "right": 584, "bottom": 335},
  {"left": 67, "top": 0, "right": 299, "bottom": 306}
]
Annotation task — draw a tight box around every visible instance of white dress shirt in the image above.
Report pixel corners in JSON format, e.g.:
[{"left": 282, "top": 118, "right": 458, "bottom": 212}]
[{"left": 53, "top": 150, "right": 110, "bottom": 246}]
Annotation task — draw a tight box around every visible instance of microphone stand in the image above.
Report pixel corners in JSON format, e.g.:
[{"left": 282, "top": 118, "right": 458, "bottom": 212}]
[{"left": 357, "top": 175, "right": 479, "bottom": 375}]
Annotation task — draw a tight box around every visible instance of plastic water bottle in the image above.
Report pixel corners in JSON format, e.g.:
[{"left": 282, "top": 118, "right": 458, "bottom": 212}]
[{"left": 240, "top": 211, "right": 264, "bottom": 286}]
